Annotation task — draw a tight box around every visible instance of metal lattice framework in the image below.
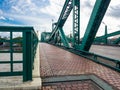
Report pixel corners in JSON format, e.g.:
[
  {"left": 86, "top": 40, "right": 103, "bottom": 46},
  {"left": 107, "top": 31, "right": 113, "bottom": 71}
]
[
  {"left": 42, "top": 0, "right": 111, "bottom": 51},
  {"left": 94, "top": 30, "right": 120, "bottom": 44},
  {"left": 72, "top": 0, "right": 80, "bottom": 46}
]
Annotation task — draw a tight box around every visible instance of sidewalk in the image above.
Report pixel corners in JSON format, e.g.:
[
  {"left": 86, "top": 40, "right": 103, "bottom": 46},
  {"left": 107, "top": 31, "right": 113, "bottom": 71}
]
[{"left": 40, "top": 43, "right": 120, "bottom": 90}]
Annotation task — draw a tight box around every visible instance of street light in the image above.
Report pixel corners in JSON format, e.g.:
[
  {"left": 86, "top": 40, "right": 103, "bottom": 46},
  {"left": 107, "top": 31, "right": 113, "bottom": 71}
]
[{"left": 102, "top": 22, "right": 108, "bottom": 44}]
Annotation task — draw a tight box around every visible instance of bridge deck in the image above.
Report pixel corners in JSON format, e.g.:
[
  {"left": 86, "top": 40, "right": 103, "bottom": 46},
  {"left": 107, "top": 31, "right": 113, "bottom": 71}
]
[{"left": 40, "top": 43, "right": 120, "bottom": 90}]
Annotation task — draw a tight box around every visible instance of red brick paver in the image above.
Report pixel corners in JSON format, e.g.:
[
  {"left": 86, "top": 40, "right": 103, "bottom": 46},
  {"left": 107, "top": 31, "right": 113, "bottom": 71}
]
[
  {"left": 40, "top": 43, "right": 120, "bottom": 90},
  {"left": 42, "top": 80, "right": 102, "bottom": 90}
]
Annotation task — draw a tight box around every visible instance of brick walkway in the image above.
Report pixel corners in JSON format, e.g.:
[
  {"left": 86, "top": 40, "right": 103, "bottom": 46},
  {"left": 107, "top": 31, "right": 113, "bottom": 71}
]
[
  {"left": 40, "top": 43, "right": 120, "bottom": 90},
  {"left": 42, "top": 80, "right": 102, "bottom": 90}
]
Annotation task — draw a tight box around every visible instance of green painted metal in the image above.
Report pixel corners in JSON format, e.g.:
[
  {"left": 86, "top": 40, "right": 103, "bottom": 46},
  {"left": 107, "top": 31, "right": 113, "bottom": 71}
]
[
  {"left": 47, "top": 0, "right": 73, "bottom": 47},
  {"left": 10, "top": 31, "right": 13, "bottom": 72},
  {"left": 94, "top": 30, "right": 120, "bottom": 45},
  {"left": 46, "top": 0, "right": 81, "bottom": 48},
  {"left": 104, "top": 25, "right": 108, "bottom": 44},
  {"left": 95, "top": 25, "right": 108, "bottom": 44},
  {"left": 80, "top": 0, "right": 111, "bottom": 51},
  {"left": 41, "top": 0, "right": 113, "bottom": 51},
  {"left": 72, "top": 0, "right": 80, "bottom": 47},
  {"left": 0, "top": 26, "right": 38, "bottom": 82},
  {"left": 58, "top": 27, "right": 70, "bottom": 47},
  {"left": 113, "top": 37, "right": 120, "bottom": 44},
  {"left": 54, "top": 44, "right": 120, "bottom": 72},
  {"left": 41, "top": 32, "right": 51, "bottom": 42},
  {"left": 95, "top": 30, "right": 120, "bottom": 40},
  {"left": 23, "top": 31, "right": 32, "bottom": 81},
  {"left": 48, "top": 0, "right": 73, "bottom": 42}
]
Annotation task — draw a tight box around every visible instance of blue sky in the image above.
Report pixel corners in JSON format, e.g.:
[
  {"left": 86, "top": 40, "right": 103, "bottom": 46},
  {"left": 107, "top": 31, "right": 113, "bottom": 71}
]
[
  {"left": 0, "top": 0, "right": 53, "bottom": 25},
  {"left": 0, "top": 0, "right": 120, "bottom": 37}
]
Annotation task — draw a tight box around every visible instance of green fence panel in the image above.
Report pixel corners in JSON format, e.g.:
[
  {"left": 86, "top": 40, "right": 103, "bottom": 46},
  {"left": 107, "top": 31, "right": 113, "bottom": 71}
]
[{"left": 0, "top": 26, "right": 38, "bottom": 82}]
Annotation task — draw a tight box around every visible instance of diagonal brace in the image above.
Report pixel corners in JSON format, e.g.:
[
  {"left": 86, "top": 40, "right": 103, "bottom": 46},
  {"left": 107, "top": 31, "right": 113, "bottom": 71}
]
[
  {"left": 80, "top": 0, "right": 111, "bottom": 51},
  {"left": 58, "top": 27, "right": 70, "bottom": 48}
]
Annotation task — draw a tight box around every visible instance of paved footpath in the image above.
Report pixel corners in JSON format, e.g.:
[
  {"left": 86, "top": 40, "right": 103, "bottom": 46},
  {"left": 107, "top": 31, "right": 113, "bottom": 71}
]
[
  {"left": 42, "top": 80, "right": 102, "bottom": 90},
  {"left": 40, "top": 43, "right": 120, "bottom": 90}
]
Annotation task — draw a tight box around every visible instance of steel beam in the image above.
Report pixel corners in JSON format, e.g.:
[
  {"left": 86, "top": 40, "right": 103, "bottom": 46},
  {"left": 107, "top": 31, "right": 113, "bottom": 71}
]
[
  {"left": 104, "top": 25, "right": 108, "bottom": 44},
  {"left": 95, "top": 30, "right": 120, "bottom": 40},
  {"left": 72, "top": 0, "right": 80, "bottom": 47},
  {"left": 113, "top": 37, "right": 120, "bottom": 44},
  {"left": 58, "top": 28, "right": 70, "bottom": 47},
  {"left": 48, "top": 0, "right": 73, "bottom": 41},
  {"left": 80, "top": 0, "right": 111, "bottom": 51},
  {"left": 41, "top": 32, "right": 51, "bottom": 42}
]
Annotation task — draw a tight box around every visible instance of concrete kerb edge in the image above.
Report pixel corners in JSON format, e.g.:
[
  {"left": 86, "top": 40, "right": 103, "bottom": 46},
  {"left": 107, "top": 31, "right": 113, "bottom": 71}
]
[{"left": 42, "top": 74, "right": 114, "bottom": 90}]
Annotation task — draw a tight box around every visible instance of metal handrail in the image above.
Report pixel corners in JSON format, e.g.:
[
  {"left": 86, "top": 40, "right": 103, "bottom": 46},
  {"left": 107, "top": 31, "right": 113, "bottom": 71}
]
[
  {"left": 53, "top": 44, "right": 120, "bottom": 72},
  {"left": 0, "top": 26, "right": 38, "bottom": 82}
]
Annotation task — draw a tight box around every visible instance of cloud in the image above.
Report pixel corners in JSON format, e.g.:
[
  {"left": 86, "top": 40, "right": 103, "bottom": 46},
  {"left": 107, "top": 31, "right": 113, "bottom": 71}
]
[
  {"left": 80, "top": 0, "right": 120, "bottom": 36},
  {"left": 83, "top": 0, "right": 93, "bottom": 9},
  {"left": 108, "top": 5, "right": 120, "bottom": 18},
  {"left": 0, "top": 0, "right": 120, "bottom": 37},
  {"left": 40, "top": 0, "right": 64, "bottom": 20},
  {"left": 0, "top": 9, "right": 3, "bottom": 14},
  {"left": 0, "top": 0, "right": 65, "bottom": 30},
  {"left": 0, "top": 16, "right": 6, "bottom": 20},
  {"left": 0, "top": 0, "right": 54, "bottom": 30}
]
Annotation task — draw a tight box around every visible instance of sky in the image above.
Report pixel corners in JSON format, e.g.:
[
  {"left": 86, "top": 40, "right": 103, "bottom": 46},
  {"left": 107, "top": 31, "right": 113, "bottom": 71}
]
[{"left": 0, "top": 0, "right": 120, "bottom": 38}]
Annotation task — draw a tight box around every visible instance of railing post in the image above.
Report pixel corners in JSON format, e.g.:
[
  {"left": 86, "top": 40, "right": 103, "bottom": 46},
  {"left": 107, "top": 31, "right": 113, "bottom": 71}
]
[
  {"left": 116, "top": 62, "right": 120, "bottom": 69},
  {"left": 93, "top": 54, "right": 98, "bottom": 62},
  {"left": 23, "top": 31, "right": 32, "bottom": 82}
]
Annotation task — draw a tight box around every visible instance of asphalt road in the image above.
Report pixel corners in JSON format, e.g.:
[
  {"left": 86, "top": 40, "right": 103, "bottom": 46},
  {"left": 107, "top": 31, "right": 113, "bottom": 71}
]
[{"left": 90, "top": 45, "right": 120, "bottom": 60}]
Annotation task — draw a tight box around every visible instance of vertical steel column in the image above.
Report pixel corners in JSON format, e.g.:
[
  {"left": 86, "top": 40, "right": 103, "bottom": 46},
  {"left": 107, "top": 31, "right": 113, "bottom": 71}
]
[
  {"left": 104, "top": 25, "right": 108, "bottom": 44},
  {"left": 10, "top": 31, "right": 13, "bottom": 72},
  {"left": 72, "top": 0, "right": 80, "bottom": 47},
  {"left": 23, "top": 31, "right": 32, "bottom": 82}
]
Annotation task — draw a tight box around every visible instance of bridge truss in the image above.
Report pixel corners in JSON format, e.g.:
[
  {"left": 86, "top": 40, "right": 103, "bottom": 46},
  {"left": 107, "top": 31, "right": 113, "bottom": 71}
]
[
  {"left": 41, "top": 0, "right": 111, "bottom": 51},
  {"left": 94, "top": 29, "right": 120, "bottom": 45}
]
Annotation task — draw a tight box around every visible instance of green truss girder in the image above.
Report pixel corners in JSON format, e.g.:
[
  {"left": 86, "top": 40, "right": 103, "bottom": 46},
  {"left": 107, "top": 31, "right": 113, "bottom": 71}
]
[
  {"left": 95, "top": 30, "right": 120, "bottom": 40},
  {"left": 41, "top": 32, "right": 51, "bottom": 42},
  {"left": 58, "top": 28, "right": 70, "bottom": 47},
  {"left": 72, "top": 0, "right": 80, "bottom": 46},
  {"left": 80, "top": 0, "right": 111, "bottom": 51},
  {"left": 48, "top": 0, "right": 73, "bottom": 41},
  {"left": 114, "top": 37, "right": 120, "bottom": 44},
  {"left": 48, "top": 0, "right": 80, "bottom": 48}
]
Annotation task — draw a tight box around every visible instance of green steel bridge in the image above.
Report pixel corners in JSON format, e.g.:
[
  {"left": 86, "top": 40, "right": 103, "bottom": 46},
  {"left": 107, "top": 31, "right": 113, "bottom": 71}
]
[
  {"left": 41, "top": 0, "right": 120, "bottom": 71},
  {"left": 40, "top": 0, "right": 120, "bottom": 89}
]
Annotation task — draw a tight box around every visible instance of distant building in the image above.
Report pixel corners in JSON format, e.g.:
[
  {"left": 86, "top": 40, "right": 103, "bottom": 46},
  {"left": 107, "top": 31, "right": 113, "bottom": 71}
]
[{"left": 3, "top": 42, "right": 10, "bottom": 47}]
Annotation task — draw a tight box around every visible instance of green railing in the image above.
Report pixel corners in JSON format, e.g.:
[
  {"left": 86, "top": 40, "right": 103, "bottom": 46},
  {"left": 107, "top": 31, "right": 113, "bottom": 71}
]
[
  {"left": 72, "top": 49, "right": 120, "bottom": 72},
  {"left": 0, "top": 26, "right": 38, "bottom": 82},
  {"left": 52, "top": 44, "right": 120, "bottom": 72}
]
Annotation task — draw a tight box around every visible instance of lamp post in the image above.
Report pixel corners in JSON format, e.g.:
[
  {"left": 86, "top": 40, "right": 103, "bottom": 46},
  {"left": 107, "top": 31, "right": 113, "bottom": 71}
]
[
  {"left": 102, "top": 22, "right": 108, "bottom": 44},
  {"left": 52, "top": 19, "right": 54, "bottom": 31}
]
